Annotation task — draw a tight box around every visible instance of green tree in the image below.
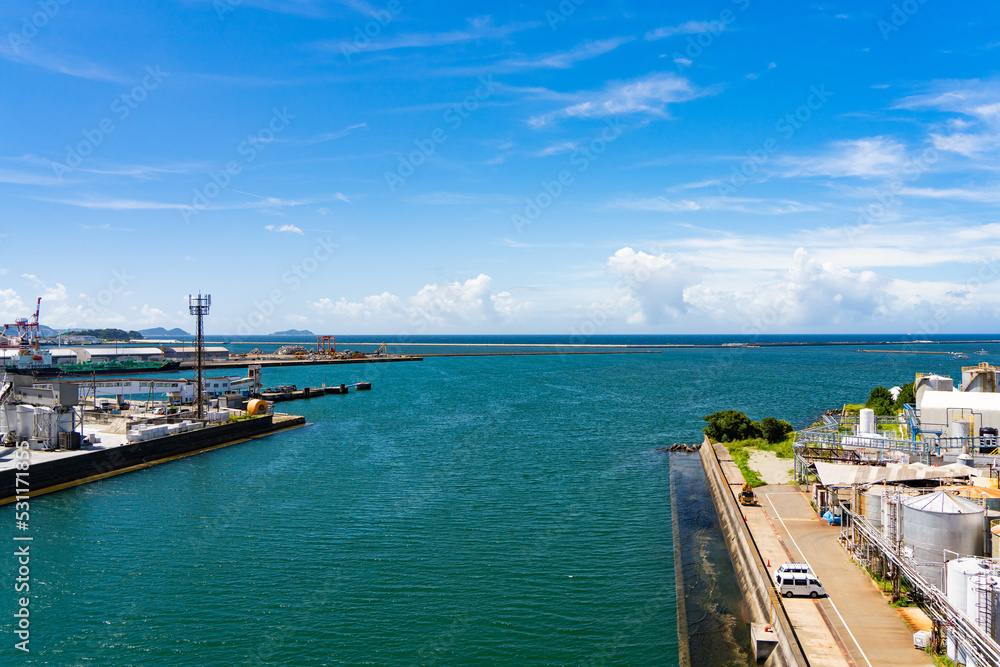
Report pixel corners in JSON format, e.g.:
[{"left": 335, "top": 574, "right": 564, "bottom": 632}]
[
  {"left": 760, "top": 417, "right": 794, "bottom": 444},
  {"left": 703, "top": 410, "right": 763, "bottom": 443},
  {"left": 865, "top": 386, "right": 897, "bottom": 416},
  {"left": 895, "top": 382, "right": 915, "bottom": 409}
]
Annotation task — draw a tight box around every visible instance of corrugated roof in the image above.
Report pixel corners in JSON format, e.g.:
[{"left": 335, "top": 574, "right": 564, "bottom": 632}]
[
  {"left": 813, "top": 461, "right": 975, "bottom": 487},
  {"left": 904, "top": 490, "right": 984, "bottom": 514},
  {"left": 944, "top": 486, "right": 1000, "bottom": 500}
]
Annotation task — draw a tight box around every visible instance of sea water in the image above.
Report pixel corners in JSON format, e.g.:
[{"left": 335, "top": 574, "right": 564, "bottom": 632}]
[{"left": 1, "top": 336, "right": 980, "bottom": 664}]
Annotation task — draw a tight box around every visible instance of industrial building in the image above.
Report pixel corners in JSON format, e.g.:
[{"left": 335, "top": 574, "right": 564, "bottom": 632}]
[{"left": 159, "top": 345, "right": 231, "bottom": 363}]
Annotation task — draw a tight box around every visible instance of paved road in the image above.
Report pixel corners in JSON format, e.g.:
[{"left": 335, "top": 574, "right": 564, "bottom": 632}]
[{"left": 759, "top": 487, "right": 933, "bottom": 667}]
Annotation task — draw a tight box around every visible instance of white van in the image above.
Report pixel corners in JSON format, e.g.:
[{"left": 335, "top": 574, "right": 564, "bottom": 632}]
[
  {"left": 773, "top": 562, "right": 812, "bottom": 585},
  {"left": 776, "top": 572, "right": 827, "bottom": 598}
]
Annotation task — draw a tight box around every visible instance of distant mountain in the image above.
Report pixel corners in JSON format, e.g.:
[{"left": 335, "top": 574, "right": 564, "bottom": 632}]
[
  {"left": 272, "top": 329, "right": 314, "bottom": 336},
  {"left": 138, "top": 327, "right": 191, "bottom": 337}
]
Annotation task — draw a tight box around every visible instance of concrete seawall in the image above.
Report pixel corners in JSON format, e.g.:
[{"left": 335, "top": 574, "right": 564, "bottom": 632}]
[
  {"left": 0, "top": 414, "right": 305, "bottom": 503},
  {"left": 699, "top": 437, "right": 810, "bottom": 666}
]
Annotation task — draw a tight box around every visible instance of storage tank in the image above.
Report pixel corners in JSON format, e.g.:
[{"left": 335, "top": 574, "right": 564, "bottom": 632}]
[
  {"left": 967, "top": 573, "right": 1000, "bottom": 632},
  {"left": 948, "top": 558, "right": 989, "bottom": 616},
  {"left": 903, "top": 491, "right": 986, "bottom": 590},
  {"left": 859, "top": 408, "right": 876, "bottom": 434},
  {"left": 15, "top": 405, "right": 33, "bottom": 440},
  {"left": 881, "top": 488, "right": 918, "bottom": 543},
  {"left": 952, "top": 419, "right": 972, "bottom": 439},
  {"left": 863, "top": 485, "right": 886, "bottom": 530}
]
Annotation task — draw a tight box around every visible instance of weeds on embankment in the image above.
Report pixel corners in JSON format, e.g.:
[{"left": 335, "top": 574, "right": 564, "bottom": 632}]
[{"left": 721, "top": 434, "right": 795, "bottom": 487}]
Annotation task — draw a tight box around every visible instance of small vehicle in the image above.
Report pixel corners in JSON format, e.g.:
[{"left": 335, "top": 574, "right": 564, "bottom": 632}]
[
  {"left": 774, "top": 563, "right": 812, "bottom": 584},
  {"left": 775, "top": 570, "right": 826, "bottom": 598},
  {"left": 739, "top": 483, "right": 757, "bottom": 506}
]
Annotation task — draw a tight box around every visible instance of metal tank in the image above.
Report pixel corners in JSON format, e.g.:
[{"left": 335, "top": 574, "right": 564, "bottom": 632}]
[
  {"left": 903, "top": 491, "right": 985, "bottom": 590},
  {"left": 15, "top": 405, "right": 33, "bottom": 440},
  {"left": 859, "top": 408, "right": 876, "bottom": 434},
  {"left": 862, "top": 485, "right": 885, "bottom": 530},
  {"left": 948, "top": 558, "right": 988, "bottom": 616},
  {"left": 881, "top": 487, "right": 918, "bottom": 544}
]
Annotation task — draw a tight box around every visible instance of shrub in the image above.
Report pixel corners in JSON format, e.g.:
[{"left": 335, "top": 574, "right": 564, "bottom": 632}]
[
  {"left": 761, "top": 417, "right": 794, "bottom": 444},
  {"left": 703, "top": 410, "right": 763, "bottom": 442}
]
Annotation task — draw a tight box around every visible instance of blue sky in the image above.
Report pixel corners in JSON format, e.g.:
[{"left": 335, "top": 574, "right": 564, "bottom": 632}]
[{"left": 1, "top": 0, "right": 998, "bottom": 335}]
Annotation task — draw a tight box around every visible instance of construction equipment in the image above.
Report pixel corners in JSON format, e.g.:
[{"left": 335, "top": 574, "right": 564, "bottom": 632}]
[{"left": 740, "top": 483, "right": 758, "bottom": 506}]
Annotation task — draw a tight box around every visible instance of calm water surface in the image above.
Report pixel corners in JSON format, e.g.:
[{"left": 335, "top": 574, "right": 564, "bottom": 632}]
[{"left": 1, "top": 339, "right": 974, "bottom": 664}]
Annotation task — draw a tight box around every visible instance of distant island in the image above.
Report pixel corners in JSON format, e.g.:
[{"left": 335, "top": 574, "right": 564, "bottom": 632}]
[
  {"left": 272, "top": 329, "right": 314, "bottom": 336},
  {"left": 138, "top": 327, "right": 191, "bottom": 337},
  {"left": 61, "top": 328, "right": 144, "bottom": 341}
]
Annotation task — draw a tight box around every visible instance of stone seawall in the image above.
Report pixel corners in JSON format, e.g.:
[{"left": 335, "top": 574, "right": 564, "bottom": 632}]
[
  {"left": 699, "top": 438, "right": 810, "bottom": 666},
  {"left": 0, "top": 414, "right": 305, "bottom": 502}
]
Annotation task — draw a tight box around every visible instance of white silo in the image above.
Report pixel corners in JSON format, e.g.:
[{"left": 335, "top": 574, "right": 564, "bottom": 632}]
[
  {"left": 15, "top": 405, "right": 33, "bottom": 440},
  {"left": 859, "top": 408, "right": 876, "bottom": 434},
  {"left": 948, "top": 558, "right": 988, "bottom": 616}
]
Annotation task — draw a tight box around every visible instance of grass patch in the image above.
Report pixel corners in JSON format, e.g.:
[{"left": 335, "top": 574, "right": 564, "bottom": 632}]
[
  {"left": 928, "top": 650, "right": 955, "bottom": 667},
  {"left": 721, "top": 433, "right": 795, "bottom": 487}
]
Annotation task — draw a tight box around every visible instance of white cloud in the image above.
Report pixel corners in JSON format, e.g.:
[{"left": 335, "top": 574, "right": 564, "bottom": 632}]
[
  {"left": 265, "top": 224, "right": 304, "bottom": 234},
  {"left": 645, "top": 21, "right": 724, "bottom": 41},
  {"left": 611, "top": 196, "right": 816, "bottom": 215},
  {"left": 528, "top": 72, "right": 708, "bottom": 127},
  {"left": 783, "top": 136, "right": 908, "bottom": 179},
  {"left": 494, "top": 38, "right": 633, "bottom": 71},
  {"left": 309, "top": 274, "right": 526, "bottom": 331},
  {"left": 898, "top": 78, "right": 1000, "bottom": 158},
  {"left": 606, "top": 248, "right": 702, "bottom": 325},
  {"left": 685, "top": 248, "right": 895, "bottom": 329}
]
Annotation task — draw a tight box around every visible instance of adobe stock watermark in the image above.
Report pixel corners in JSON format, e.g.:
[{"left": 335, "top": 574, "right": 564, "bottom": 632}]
[
  {"left": 51, "top": 66, "right": 169, "bottom": 179},
  {"left": 235, "top": 234, "right": 336, "bottom": 334},
  {"left": 545, "top": 0, "right": 587, "bottom": 30},
  {"left": 340, "top": 0, "right": 403, "bottom": 62},
  {"left": 717, "top": 84, "right": 832, "bottom": 197},
  {"left": 671, "top": 0, "right": 750, "bottom": 72},
  {"left": 917, "top": 255, "right": 999, "bottom": 336},
  {"left": 842, "top": 146, "right": 938, "bottom": 246},
  {"left": 181, "top": 107, "right": 294, "bottom": 223},
  {"left": 877, "top": 0, "right": 929, "bottom": 40},
  {"left": 384, "top": 75, "right": 496, "bottom": 192},
  {"left": 6, "top": 0, "right": 69, "bottom": 54},
  {"left": 12, "top": 441, "right": 32, "bottom": 653},
  {"left": 511, "top": 117, "right": 625, "bottom": 233},
  {"left": 78, "top": 268, "right": 133, "bottom": 321}
]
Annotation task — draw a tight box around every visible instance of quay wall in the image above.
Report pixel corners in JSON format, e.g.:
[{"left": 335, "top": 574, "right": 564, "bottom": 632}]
[
  {"left": 0, "top": 414, "right": 305, "bottom": 502},
  {"left": 698, "top": 437, "right": 810, "bottom": 667}
]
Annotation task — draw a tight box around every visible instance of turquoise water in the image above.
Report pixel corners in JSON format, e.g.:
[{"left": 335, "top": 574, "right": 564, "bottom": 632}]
[{"left": 1, "top": 341, "right": 978, "bottom": 664}]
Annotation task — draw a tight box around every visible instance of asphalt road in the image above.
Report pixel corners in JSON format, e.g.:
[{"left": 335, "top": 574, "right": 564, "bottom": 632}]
[{"left": 759, "top": 487, "right": 934, "bottom": 667}]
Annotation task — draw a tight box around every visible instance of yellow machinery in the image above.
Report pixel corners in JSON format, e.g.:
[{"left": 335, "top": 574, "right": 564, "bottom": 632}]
[{"left": 739, "top": 483, "right": 758, "bottom": 506}]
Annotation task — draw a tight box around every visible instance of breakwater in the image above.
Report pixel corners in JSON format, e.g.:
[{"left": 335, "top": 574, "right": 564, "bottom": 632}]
[
  {"left": 699, "top": 437, "right": 809, "bottom": 666},
  {"left": 0, "top": 413, "right": 305, "bottom": 503}
]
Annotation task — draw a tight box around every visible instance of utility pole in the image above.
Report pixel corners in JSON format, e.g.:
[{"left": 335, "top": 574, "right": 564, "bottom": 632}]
[{"left": 188, "top": 294, "right": 211, "bottom": 419}]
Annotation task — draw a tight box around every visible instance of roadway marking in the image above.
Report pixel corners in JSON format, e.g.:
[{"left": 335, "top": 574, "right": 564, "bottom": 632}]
[{"left": 765, "top": 492, "right": 874, "bottom": 667}]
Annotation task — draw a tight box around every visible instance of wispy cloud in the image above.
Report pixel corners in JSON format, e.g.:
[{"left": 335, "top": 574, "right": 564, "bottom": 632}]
[
  {"left": 528, "top": 72, "right": 710, "bottom": 127},
  {"left": 280, "top": 122, "right": 368, "bottom": 146},
  {"left": 0, "top": 42, "right": 124, "bottom": 82},
  {"left": 612, "top": 196, "right": 816, "bottom": 215},
  {"left": 897, "top": 78, "right": 1000, "bottom": 158},
  {"left": 317, "top": 16, "right": 539, "bottom": 54},
  {"left": 782, "top": 136, "right": 908, "bottom": 179},
  {"left": 265, "top": 224, "right": 304, "bottom": 234},
  {"left": 645, "top": 20, "right": 725, "bottom": 41},
  {"left": 491, "top": 38, "right": 632, "bottom": 72}
]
